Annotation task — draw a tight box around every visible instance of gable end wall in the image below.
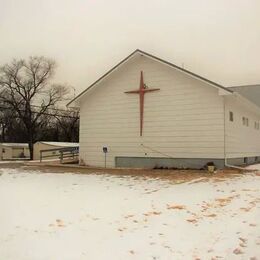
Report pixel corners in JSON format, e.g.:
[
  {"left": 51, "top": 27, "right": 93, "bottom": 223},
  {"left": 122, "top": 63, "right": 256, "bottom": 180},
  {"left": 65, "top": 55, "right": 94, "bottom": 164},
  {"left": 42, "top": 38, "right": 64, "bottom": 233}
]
[{"left": 79, "top": 55, "right": 225, "bottom": 167}]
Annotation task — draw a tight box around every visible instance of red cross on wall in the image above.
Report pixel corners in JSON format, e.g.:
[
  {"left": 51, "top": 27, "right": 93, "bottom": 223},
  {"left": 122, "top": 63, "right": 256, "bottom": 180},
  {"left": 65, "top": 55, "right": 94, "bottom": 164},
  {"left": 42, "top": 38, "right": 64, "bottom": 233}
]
[{"left": 125, "top": 71, "right": 160, "bottom": 136}]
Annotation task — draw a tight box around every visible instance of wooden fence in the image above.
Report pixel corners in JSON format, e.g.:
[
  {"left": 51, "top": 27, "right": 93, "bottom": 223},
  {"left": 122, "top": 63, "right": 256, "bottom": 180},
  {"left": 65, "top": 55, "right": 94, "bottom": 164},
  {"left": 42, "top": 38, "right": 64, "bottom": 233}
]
[{"left": 40, "top": 146, "right": 79, "bottom": 163}]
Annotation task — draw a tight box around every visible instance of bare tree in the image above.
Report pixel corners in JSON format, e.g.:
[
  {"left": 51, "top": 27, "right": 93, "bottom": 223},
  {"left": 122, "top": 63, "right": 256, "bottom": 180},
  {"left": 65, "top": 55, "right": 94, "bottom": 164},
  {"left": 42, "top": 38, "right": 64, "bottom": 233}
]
[
  {"left": 0, "top": 56, "right": 68, "bottom": 159},
  {"left": 55, "top": 109, "right": 79, "bottom": 142},
  {"left": 0, "top": 107, "right": 13, "bottom": 142}
]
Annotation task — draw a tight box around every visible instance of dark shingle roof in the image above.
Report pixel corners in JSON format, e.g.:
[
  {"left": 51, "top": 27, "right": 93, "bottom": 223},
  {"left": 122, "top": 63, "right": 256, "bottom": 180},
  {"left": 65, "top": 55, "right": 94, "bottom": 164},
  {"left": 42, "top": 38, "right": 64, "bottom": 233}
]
[{"left": 229, "top": 85, "right": 260, "bottom": 108}]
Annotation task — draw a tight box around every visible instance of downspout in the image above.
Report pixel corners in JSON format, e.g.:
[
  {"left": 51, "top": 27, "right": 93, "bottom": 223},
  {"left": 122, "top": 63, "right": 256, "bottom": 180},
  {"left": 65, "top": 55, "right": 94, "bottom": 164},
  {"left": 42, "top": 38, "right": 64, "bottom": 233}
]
[{"left": 223, "top": 95, "right": 248, "bottom": 170}]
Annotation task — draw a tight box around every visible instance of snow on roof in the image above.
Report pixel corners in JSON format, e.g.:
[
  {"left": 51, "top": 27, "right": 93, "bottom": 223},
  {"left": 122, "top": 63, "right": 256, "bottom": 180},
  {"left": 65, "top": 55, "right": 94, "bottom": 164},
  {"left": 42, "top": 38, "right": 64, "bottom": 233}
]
[
  {"left": 37, "top": 141, "right": 79, "bottom": 147},
  {"left": 0, "top": 143, "right": 29, "bottom": 148}
]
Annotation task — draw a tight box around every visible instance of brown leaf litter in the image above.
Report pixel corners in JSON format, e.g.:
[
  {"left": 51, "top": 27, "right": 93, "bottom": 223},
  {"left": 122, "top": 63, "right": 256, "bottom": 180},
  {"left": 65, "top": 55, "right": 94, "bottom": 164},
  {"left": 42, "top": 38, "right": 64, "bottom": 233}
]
[
  {"left": 233, "top": 248, "right": 243, "bottom": 255},
  {"left": 167, "top": 204, "right": 186, "bottom": 210},
  {"left": 238, "top": 237, "right": 247, "bottom": 243},
  {"left": 143, "top": 211, "right": 161, "bottom": 216},
  {"left": 118, "top": 227, "right": 127, "bottom": 232},
  {"left": 124, "top": 214, "right": 135, "bottom": 219},
  {"left": 56, "top": 219, "right": 65, "bottom": 227},
  {"left": 49, "top": 219, "right": 66, "bottom": 228},
  {"left": 186, "top": 218, "right": 198, "bottom": 224},
  {"left": 203, "top": 213, "right": 217, "bottom": 218},
  {"left": 215, "top": 195, "right": 239, "bottom": 207}
]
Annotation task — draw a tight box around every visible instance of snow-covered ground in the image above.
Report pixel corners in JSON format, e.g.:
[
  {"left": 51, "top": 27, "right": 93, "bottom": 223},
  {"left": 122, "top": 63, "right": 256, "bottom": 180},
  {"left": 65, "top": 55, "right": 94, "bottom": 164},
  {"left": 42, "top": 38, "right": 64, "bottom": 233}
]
[
  {"left": 247, "top": 163, "right": 260, "bottom": 171},
  {"left": 0, "top": 167, "right": 259, "bottom": 260},
  {"left": 0, "top": 161, "right": 25, "bottom": 164}
]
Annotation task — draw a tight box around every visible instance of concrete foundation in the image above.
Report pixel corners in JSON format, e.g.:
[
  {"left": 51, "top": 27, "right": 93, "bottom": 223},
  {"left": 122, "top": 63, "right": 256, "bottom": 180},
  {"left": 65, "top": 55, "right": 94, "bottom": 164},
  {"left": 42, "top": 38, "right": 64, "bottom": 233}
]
[
  {"left": 227, "top": 156, "right": 260, "bottom": 166},
  {"left": 115, "top": 156, "right": 260, "bottom": 169},
  {"left": 115, "top": 157, "right": 225, "bottom": 169}
]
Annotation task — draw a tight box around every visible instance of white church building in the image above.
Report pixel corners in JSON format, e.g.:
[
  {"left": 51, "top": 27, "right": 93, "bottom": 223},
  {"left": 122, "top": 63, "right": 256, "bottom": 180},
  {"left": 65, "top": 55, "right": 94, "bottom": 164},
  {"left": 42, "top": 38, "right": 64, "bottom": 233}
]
[{"left": 68, "top": 49, "right": 260, "bottom": 169}]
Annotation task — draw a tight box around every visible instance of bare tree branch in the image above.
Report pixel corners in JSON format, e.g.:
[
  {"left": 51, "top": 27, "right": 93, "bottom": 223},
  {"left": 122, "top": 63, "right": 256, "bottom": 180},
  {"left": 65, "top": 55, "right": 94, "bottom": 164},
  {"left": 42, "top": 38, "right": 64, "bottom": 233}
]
[{"left": 0, "top": 56, "right": 68, "bottom": 159}]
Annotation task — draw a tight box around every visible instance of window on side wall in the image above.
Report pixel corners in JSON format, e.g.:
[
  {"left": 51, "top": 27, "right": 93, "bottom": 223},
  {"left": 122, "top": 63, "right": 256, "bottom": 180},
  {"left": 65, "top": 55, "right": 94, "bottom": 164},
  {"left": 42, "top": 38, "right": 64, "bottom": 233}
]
[
  {"left": 242, "top": 117, "right": 249, "bottom": 127},
  {"left": 255, "top": 122, "right": 260, "bottom": 130},
  {"left": 229, "top": 111, "right": 234, "bottom": 122}
]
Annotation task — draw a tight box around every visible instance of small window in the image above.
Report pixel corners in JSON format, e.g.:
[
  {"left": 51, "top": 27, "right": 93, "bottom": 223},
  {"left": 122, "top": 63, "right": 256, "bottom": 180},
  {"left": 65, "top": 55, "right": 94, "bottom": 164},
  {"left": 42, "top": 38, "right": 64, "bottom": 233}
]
[
  {"left": 244, "top": 157, "right": 248, "bottom": 164},
  {"left": 2, "top": 148, "right": 5, "bottom": 153},
  {"left": 255, "top": 122, "right": 259, "bottom": 130},
  {"left": 229, "top": 111, "right": 234, "bottom": 122},
  {"left": 242, "top": 117, "right": 249, "bottom": 126}
]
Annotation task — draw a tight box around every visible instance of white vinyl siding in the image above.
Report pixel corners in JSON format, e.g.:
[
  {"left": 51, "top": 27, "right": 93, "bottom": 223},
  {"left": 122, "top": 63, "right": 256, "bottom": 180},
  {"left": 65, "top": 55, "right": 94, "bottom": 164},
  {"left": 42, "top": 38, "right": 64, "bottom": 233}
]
[
  {"left": 79, "top": 55, "right": 225, "bottom": 167},
  {"left": 225, "top": 95, "right": 260, "bottom": 158}
]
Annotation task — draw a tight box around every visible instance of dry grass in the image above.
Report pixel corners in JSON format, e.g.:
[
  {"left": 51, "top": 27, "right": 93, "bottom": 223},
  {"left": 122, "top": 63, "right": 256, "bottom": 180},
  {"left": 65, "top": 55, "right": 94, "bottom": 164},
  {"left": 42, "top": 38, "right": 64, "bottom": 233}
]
[{"left": 0, "top": 161, "right": 256, "bottom": 184}]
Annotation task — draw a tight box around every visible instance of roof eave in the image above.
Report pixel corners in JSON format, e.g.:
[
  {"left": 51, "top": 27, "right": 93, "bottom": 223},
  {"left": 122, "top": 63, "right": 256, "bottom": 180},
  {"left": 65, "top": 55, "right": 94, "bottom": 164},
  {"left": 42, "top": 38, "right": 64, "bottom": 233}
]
[
  {"left": 137, "top": 50, "right": 233, "bottom": 95},
  {"left": 233, "top": 92, "right": 260, "bottom": 114},
  {"left": 67, "top": 49, "right": 141, "bottom": 107},
  {"left": 67, "top": 49, "right": 233, "bottom": 107}
]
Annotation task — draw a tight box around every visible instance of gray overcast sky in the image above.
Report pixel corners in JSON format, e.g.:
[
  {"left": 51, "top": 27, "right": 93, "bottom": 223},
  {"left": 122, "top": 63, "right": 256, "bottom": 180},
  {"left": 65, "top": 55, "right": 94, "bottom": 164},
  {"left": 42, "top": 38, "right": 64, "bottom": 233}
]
[{"left": 1, "top": 0, "right": 260, "bottom": 94}]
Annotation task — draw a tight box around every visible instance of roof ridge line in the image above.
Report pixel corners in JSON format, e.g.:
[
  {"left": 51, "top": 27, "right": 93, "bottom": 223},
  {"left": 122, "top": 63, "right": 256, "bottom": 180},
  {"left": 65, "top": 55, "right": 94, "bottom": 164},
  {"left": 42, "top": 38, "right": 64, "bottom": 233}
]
[{"left": 67, "top": 49, "right": 233, "bottom": 106}]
